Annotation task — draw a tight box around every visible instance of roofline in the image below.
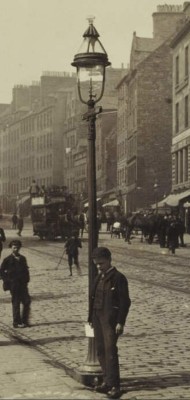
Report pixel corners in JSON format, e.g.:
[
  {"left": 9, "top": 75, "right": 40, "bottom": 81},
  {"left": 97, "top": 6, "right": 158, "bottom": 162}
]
[
  {"left": 170, "top": 20, "right": 190, "bottom": 48},
  {"left": 116, "top": 70, "right": 137, "bottom": 88},
  {"left": 123, "top": 36, "right": 173, "bottom": 86}
]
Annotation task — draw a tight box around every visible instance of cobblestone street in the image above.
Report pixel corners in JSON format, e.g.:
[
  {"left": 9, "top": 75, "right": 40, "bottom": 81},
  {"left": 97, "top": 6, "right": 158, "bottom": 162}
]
[{"left": 0, "top": 221, "right": 190, "bottom": 399}]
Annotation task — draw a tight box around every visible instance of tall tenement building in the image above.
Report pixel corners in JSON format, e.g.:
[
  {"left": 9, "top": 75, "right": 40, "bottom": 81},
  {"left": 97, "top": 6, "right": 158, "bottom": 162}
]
[
  {"left": 169, "top": 1, "right": 190, "bottom": 231},
  {"left": 117, "top": 3, "right": 186, "bottom": 213},
  {"left": 63, "top": 67, "right": 127, "bottom": 202},
  {"left": 0, "top": 67, "right": 125, "bottom": 213},
  {"left": 0, "top": 72, "right": 75, "bottom": 213}
]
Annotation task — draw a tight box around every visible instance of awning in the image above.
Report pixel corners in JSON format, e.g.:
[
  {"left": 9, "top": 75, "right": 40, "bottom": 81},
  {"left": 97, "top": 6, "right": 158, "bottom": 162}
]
[
  {"left": 102, "top": 199, "right": 119, "bottom": 207},
  {"left": 84, "top": 198, "right": 101, "bottom": 208},
  {"left": 165, "top": 190, "right": 190, "bottom": 206},
  {"left": 151, "top": 194, "right": 176, "bottom": 208},
  {"left": 152, "top": 189, "right": 190, "bottom": 208},
  {"left": 151, "top": 200, "right": 171, "bottom": 209}
]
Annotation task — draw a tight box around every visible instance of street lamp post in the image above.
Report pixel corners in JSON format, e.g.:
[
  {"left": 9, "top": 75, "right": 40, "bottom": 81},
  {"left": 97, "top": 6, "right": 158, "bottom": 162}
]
[{"left": 72, "top": 17, "right": 110, "bottom": 385}]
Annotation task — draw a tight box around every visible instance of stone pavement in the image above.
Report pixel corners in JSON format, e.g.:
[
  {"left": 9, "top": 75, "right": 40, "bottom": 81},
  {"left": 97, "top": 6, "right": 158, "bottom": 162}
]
[
  {"left": 0, "top": 219, "right": 190, "bottom": 399},
  {"left": 0, "top": 330, "right": 102, "bottom": 399}
]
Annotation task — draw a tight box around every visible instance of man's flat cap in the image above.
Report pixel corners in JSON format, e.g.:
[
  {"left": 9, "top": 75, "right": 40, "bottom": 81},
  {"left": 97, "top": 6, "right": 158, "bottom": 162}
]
[{"left": 92, "top": 247, "right": 111, "bottom": 259}]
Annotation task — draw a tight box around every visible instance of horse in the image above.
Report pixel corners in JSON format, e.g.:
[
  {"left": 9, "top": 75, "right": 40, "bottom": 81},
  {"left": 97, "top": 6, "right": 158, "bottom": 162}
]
[
  {"left": 122, "top": 213, "right": 148, "bottom": 243},
  {"left": 123, "top": 212, "right": 163, "bottom": 244}
]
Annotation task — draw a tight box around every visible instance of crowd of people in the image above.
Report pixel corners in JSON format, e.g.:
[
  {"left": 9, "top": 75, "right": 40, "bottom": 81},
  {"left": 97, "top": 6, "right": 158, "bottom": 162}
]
[{"left": 157, "top": 214, "right": 185, "bottom": 254}]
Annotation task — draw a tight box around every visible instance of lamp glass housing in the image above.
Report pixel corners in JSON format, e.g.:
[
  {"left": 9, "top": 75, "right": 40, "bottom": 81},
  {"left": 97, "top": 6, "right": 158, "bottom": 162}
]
[
  {"left": 72, "top": 18, "right": 110, "bottom": 104},
  {"left": 77, "top": 64, "right": 105, "bottom": 104}
]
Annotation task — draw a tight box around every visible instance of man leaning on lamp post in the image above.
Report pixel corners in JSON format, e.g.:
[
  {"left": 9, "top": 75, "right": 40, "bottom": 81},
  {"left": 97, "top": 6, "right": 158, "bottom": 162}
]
[{"left": 88, "top": 247, "right": 131, "bottom": 399}]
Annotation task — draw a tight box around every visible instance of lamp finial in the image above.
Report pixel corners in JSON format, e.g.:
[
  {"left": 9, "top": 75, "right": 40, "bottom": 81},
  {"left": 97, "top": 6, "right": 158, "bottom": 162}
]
[{"left": 87, "top": 15, "right": 95, "bottom": 25}]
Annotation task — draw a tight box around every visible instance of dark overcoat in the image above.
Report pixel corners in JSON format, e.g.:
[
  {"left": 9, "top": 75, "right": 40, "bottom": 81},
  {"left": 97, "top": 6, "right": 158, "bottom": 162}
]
[
  {"left": 0, "top": 254, "right": 30, "bottom": 289},
  {"left": 88, "top": 267, "right": 131, "bottom": 326}
]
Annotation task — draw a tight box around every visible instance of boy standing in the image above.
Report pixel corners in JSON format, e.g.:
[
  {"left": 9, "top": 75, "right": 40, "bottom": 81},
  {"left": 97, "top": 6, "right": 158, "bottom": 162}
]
[
  {"left": 64, "top": 234, "right": 82, "bottom": 276},
  {"left": 88, "top": 247, "right": 131, "bottom": 399},
  {"left": 0, "top": 240, "right": 31, "bottom": 328}
]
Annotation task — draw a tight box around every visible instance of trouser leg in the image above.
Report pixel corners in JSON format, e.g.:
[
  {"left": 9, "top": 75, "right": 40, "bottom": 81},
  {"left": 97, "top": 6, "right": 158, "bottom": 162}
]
[
  {"left": 172, "top": 243, "right": 175, "bottom": 254},
  {"left": 180, "top": 234, "right": 184, "bottom": 246},
  {"left": 93, "top": 311, "right": 120, "bottom": 388},
  {"left": 11, "top": 290, "right": 22, "bottom": 325},
  {"left": 93, "top": 312, "right": 107, "bottom": 383},
  {"left": 21, "top": 287, "right": 31, "bottom": 324},
  {"left": 103, "top": 322, "right": 120, "bottom": 387},
  {"left": 74, "top": 255, "right": 81, "bottom": 274},
  {"left": 68, "top": 255, "right": 72, "bottom": 275}
]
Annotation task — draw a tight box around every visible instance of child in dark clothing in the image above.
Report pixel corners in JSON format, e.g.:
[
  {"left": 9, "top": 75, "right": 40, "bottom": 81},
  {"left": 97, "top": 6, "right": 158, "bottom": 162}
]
[
  {"left": 64, "top": 234, "right": 82, "bottom": 276},
  {"left": 0, "top": 239, "right": 31, "bottom": 328}
]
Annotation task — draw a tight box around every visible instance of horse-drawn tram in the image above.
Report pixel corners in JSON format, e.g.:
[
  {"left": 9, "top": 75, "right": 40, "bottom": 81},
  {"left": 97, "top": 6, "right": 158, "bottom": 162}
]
[{"left": 31, "top": 189, "right": 80, "bottom": 240}]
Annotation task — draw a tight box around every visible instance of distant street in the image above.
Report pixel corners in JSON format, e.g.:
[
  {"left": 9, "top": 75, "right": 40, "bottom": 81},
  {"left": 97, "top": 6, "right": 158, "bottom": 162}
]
[{"left": 0, "top": 220, "right": 190, "bottom": 399}]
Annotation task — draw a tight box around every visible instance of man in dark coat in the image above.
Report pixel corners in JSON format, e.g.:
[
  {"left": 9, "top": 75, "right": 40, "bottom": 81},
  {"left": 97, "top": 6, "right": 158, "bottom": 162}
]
[
  {"left": 0, "top": 240, "right": 31, "bottom": 328},
  {"left": 88, "top": 247, "right": 131, "bottom": 399},
  {"left": 166, "top": 216, "right": 179, "bottom": 254}
]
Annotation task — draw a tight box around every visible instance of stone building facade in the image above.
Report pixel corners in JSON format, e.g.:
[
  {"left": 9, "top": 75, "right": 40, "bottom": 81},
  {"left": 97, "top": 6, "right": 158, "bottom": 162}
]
[
  {"left": 12, "top": 83, "right": 41, "bottom": 112},
  {"left": 170, "top": 2, "right": 190, "bottom": 228},
  {"left": 62, "top": 67, "right": 126, "bottom": 204},
  {"left": 117, "top": 4, "right": 186, "bottom": 213},
  {"left": 117, "top": 75, "right": 128, "bottom": 213},
  {"left": 62, "top": 85, "right": 87, "bottom": 196},
  {"left": 0, "top": 73, "right": 75, "bottom": 213},
  {"left": 171, "top": 23, "right": 190, "bottom": 191},
  {"left": 0, "top": 66, "right": 123, "bottom": 213},
  {"left": 96, "top": 110, "right": 117, "bottom": 197},
  {"left": 3, "top": 5, "right": 190, "bottom": 215}
]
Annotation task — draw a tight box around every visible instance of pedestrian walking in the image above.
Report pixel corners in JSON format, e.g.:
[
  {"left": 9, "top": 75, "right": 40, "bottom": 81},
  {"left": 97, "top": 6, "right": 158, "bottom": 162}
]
[
  {"left": 0, "top": 240, "right": 31, "bottom": 328},
  {"left": 88, "top": 247, "right": 131, "bottom": 399},
  {"left": 78, "top": 213, "right": 85, "bottom": 238},
  {"left": 12, "top": 213, "right": 18, "bottom": 229},
  {"left": 17, "top": 215, "right": 24, "bottom": 236},
  {"left": 64, "top": 234, "right": 82, "bottom": 276},
  {"left": 167, "top": 216, "right": 179, "bottom": 255},
  {"left": 105, "top": 210, "right": 113, "bottom": 232},
  {"left": 0, "top": 227, "right": 6, "bottom": 258},
  {"left": 158, "top": 214, "right": 168, "bottom": 248},
  {"left": 176, "top": 216, "right": 186, "bottom": 247}
]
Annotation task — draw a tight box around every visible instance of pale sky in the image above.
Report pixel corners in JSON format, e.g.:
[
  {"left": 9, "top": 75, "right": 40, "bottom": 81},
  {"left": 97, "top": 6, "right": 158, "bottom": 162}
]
[{"left": 0, "top": 0, "right": 184, "bottom": 103}]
